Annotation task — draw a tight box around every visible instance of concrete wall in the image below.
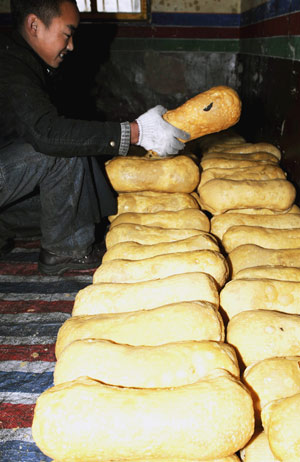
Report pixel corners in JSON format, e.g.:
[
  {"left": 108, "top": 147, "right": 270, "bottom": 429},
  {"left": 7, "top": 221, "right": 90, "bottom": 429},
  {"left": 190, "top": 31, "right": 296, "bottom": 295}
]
[
  {"left": 241, "top": 0, "right": 266, "bottom": 12},
  {"left": 151, "top": 0, "right": 241, "bottom": 13},
  {"left": 82, "top": 1, "right": 242, "bottom": 121},
  {"left": 238, "top": 1, "right": 300, "bottom": 199},
  {"left": 0, "top": 0, "right": 9, "bottom": 13}
]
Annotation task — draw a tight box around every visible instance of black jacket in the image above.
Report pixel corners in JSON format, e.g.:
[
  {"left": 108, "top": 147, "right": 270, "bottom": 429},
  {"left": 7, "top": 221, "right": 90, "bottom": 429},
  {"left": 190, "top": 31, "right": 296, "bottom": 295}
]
[
  {"left": 0, "top": 30, "right": 121, "bottom": 157},
  {"left": 0, "top": 30, "right": 119, "bottom": 219}
]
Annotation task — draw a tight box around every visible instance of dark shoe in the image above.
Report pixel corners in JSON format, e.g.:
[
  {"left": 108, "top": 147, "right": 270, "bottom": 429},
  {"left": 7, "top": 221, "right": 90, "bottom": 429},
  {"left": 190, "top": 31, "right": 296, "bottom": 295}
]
[
  {"left": 38, "top": 242, "right": 105, "bottom": 275},
  {"left": 0, "top": 238, "right": 14, "bottom": 258}
]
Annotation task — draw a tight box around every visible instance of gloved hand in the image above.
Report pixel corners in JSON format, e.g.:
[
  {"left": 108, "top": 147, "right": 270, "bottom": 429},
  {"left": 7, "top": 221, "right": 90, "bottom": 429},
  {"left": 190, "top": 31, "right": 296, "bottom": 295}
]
[{"left": 136, "top": 105, "right": 190, "bottom": 156}]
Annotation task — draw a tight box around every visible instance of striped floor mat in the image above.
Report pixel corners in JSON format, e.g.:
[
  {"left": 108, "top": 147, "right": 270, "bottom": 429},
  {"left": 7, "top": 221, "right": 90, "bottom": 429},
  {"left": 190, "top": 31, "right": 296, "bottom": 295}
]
[{"left": 0, "top": 239, "right": 96, "bottom": 461}]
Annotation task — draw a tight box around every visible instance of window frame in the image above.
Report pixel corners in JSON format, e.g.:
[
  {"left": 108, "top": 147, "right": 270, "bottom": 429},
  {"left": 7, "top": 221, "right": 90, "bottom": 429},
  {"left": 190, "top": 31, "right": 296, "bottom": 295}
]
[{"left": 79, "top": 0, "right": 149, "bottom": 22}]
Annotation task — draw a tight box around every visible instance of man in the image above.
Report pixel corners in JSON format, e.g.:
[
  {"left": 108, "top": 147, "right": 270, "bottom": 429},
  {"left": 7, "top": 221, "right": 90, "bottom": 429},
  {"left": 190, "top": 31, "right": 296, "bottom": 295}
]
[{"left": 0, "top": 0, "right": 189, "bottom": 275}]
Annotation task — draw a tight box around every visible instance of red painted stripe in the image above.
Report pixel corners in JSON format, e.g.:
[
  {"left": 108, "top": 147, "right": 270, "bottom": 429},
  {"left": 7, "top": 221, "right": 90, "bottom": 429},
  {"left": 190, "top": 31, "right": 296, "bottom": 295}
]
[
  {"left": 288, "top": 11, "right": 300, "bottom": 36},
  {"left": 0, "top": 300, "right": 73, "bottom": 314},
  {"left": 241, "top": 14, "right": 291, "bottom": 39},
  {"left": 0, "top": 403, "right": 35, "bottom": 428},
  {"left": 0, "top": 344, "right": 56, "bottom": 362},
  {"left": 155, "top": 26, "right": 240, "bottom": 39}
]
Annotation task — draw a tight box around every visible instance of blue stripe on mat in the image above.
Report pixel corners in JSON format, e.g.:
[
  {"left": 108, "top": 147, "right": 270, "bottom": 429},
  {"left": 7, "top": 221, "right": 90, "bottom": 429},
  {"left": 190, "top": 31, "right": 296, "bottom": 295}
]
[
  {"left": 0, "top": 321, "right": 64, "bottom": 337},
  {"left": 0, "top": 441, "right": 51, "bottom": 462},
  {"left": 0, "top": 371, "right": 54, "bottom": 393},
  {"left": 0, "top": 280, "right": 88, "bottom": 294},
  {"left": 0, "top": 251, "right": 39, "bottom": 263}
]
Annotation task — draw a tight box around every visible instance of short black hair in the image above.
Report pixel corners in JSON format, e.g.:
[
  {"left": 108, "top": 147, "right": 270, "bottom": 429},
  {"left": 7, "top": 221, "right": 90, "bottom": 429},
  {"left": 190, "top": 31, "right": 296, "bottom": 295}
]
[{"left": 10, "top": 0, "right": 78, "bottom": 29}]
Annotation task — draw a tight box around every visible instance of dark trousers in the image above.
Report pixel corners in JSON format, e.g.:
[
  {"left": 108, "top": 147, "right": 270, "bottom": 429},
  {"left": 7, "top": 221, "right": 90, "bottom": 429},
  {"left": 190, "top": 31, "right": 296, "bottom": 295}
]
[{"left": 0, "top": 142, "right": 96, "bottom": 257}]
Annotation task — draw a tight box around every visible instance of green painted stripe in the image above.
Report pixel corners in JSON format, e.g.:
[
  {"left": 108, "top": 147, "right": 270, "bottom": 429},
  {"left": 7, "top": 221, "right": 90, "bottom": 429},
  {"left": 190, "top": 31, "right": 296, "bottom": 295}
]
[
  {"left": 110, "top": 37, "right": 239, "bottom": 53},
  {"left": 240, "top": 36, "right": 300, "bottom": 60},
  {"left": 110, "top": 36, "right": 300, "bottom": 60}
]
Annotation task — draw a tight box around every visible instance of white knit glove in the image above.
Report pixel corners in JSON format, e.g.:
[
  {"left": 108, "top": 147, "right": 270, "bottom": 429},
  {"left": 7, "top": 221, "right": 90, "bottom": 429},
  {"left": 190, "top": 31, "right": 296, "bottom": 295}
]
[{"left": 136, "top": 105, "right": 190, "bottom": 156}]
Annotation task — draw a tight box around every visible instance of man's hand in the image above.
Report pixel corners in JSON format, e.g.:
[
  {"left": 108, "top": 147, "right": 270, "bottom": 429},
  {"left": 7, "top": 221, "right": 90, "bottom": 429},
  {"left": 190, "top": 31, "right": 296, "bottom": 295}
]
[{"left": 135, "top": 105, "right": 190, "bottom": 156}]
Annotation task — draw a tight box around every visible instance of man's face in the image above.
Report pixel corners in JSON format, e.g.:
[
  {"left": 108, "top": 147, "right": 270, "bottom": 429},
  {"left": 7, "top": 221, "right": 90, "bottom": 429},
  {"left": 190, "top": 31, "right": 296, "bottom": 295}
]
[{"left": 34, "top": 1, "right": 80, "bottom": 68}]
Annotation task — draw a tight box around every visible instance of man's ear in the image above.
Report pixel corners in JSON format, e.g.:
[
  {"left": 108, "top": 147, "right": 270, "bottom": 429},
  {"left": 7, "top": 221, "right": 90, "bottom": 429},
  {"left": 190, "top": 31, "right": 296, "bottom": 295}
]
[{"left": 25, "top": 14, "right": 39, "bottom": 36}]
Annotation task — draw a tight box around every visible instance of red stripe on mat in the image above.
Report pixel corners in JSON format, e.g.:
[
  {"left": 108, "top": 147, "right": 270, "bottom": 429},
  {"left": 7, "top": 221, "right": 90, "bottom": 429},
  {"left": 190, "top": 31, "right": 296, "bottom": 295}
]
[
  {"left": 0, "top": 262, "right": 38, "bottom": 276},
  {"left": 0, "top": 344, "right": 56, "bottom": 362},
  {"left": 14, "top": 240, "right": 40, "bottom": 249},
  {"left": 0, "top": 300, "right": 73, "bottom": 314},
  {"left": 0, "top": 403, "right": 35, "bottom": 428},
  {"left": 0, "top": 262, "right": 95, "bottom": 277}
]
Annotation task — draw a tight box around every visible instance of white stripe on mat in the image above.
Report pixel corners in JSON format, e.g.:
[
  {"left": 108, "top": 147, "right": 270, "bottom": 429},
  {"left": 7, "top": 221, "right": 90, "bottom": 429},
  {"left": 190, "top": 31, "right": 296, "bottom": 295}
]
[
  {"left": 0, "top": 361, "right": 55, "bottom": 373},
  {"left": 0, "top": 313, "right": 70, "bottom": 323},
  {"left": 10, "top": 248, "right": 39, "bottom": 254},
  {"left": 0, "top": 293, "right": 78, "bottom": 301},
  {"left": 0, "top": 274, "right": 92, "bottom": 283},
  {"left": 0, "top": 427, "right": 34, "bottom": 442},
  {"left": 0, "top": 336, "right": 56, "bottom": 345},
  {"left": 0, "top": 391, "right": 42, "bottom": 405}
]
